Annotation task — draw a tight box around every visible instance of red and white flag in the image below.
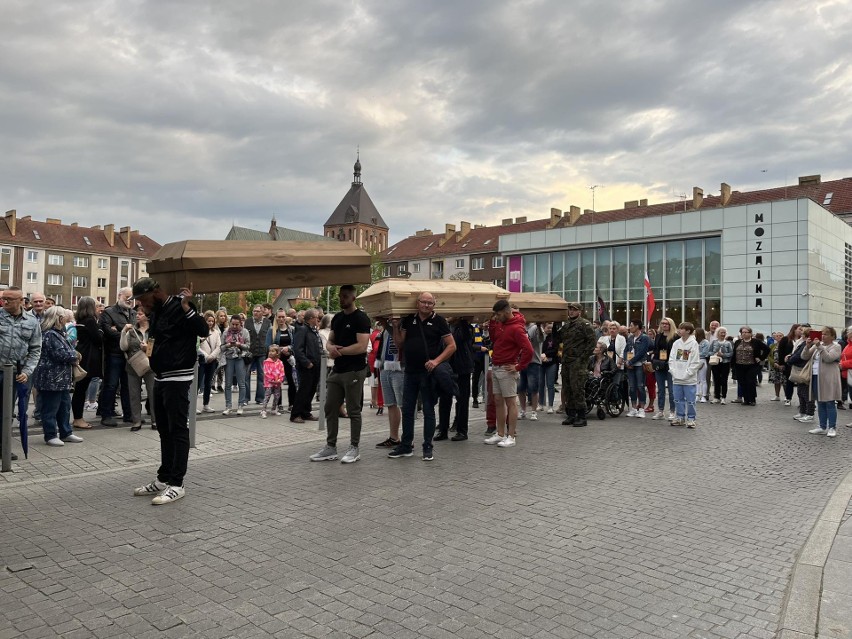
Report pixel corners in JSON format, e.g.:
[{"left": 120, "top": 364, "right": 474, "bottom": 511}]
[{"left": 644, "top": 271, "right": 656, "bottom": 325}]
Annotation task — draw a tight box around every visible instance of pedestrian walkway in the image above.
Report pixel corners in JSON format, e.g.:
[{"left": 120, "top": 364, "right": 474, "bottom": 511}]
[
  {"left": 817, "top": 498, "right": 852, "bottom": 639},
  {"left": 2, "top": 393, "right": 852, "bottom": 638}
]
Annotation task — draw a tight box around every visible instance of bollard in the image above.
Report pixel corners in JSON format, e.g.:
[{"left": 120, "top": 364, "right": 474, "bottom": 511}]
[
  {"left": 188, "top": 365, "right": 199, "bottom": 448},
  {"left": 1, "top": 363, "right": 14, "bottom": 472},
  {"left": 317, "top": 352, "right": 328, "bottom": 431}
]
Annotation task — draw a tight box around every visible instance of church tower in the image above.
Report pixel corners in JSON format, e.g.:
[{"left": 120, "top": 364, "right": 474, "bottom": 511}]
[{"left": 323, "top": 152, "right": 389, "bottom": 252}]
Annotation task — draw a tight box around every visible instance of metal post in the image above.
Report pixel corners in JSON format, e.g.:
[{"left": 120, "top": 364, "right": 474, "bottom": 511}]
[
  {"left": 188, "top": 364, "right": 199, "bottom": 448},
  {"left": 2, "top": 363, "right": 14, "bottom": 472},
  {"left": 317, "top": 352, "right": 328, "bottom": 431}
]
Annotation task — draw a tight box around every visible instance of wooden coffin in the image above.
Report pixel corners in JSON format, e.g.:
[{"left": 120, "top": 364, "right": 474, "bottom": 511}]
[
  {"left": 146, "top": 240, "right": 373, "bottom": 293},
  {"left": 357, "top": 279, "right": 510, "bottom": 321},
  {"left": 508, "top": 293, "right": 570, "bottom": 322}
]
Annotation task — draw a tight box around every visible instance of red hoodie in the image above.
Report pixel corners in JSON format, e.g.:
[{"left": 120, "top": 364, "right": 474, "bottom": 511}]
[{"left": 488, "top": 310, "right": 534, "bottom": 370}]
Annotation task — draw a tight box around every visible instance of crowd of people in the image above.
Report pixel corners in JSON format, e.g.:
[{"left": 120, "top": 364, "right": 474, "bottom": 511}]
[{"left": 3, "top": 280, "right": 848, "bottom": 503}]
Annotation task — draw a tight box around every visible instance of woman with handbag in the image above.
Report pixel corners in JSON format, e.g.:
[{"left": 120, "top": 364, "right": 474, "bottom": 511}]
[
  {"left": 266, "top": 310, "right": 296, "bottom": 412},
  {"left": 222, "top": 315, "right": 250, "bottom": 415},
  {"left": 788, "top": 325, "right": 816, "bottom": 422},
  {"left": 71, "top": 296, "right": 103, "bottom": 430},
  {"left": 801, "top": 327, "right": 842, "bottom": 437},
  {"left": 35, "top": 306, "right": 84, "bottom": 446},
  {"left": 651, "top": 318, "right": 678, "bottom": 420},
  {"left": 196, "top": 311, "right": 221, "bottom": 414},
  {"left": 120, "top": 309, "right": 155, "bottom": 431},
  {"left": 709, "top": 326, "right": 734, "bottom": 403}
]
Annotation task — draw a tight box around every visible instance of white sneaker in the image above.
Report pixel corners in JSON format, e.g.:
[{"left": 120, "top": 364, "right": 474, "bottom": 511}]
[
  {"left": 652, "top": 411, "right": 665, "bottom": 420},
  {"left": 686, "top": 420, "right": 696, "bottom": 429},
  {"left": 497, "top": 435, "right": 516, "bottom": 447},
  {"left": 635, "top": 410, "right": 645, "bottom": 418},
  {"left": 484, "top": 433, "right": 505, "bottom": 445},
  {"left": 152, "top": 485, "right": 185, "bottom": 505},
  {"left": 711, "top": 398, "right": 720, "bottom": 404},
  {"left": 699, "top": 397, "right": 707, "bottom": 403},
  {"left": 784, "top": 399, "right": 791, "bottom": 406},
  {"left": 202, "top": 405, "right": 214, "bottom": 413},
  {"left": 260, "top": 410, "right": 267, "bottom": 419},
  {"left": 797, "top": 415, "right": 814, "bottom": 423},
  {"left": 666, "top": 411, "right": 675, "bottom": 421},
  {"left": 720, "top": 399, "right": 726, "bottom": 405},
  {"left": 340, "top": 445, "right": 360, "bottom": 463},
  {"left": 627, "top": 407, "right": 637, "bottom": 417},
  {"left": 134, "top": 480, "right": 167, "bottom": 496},
  {"left": 546, "top": 406, "right": 554, "bottom": 414},
  {"left": 792, "top": 413, "right": 803, "bottom": 420},
  {"left": 528, "top": 411, "right": 538, "bottom": 421},
  {"left": 236, "top": 406, "right": 244, "bottom": 416},
  {"left": 62, "top": 434, "right": 83, "bottom": 443},
  {"left": 518, "top": 411, "right": 526, "bottom": 420},
  {"left": 827, "top": 427, "right": 837, "bottom": 438},
  {"left": 770, "top": 396, "right": 780, "bottom": 402},
  {"left": 46, "top": 437, "right": 64, "bottom": 447},
  {"left": 808, "top": 427, "right": 826, "bottom": 434},
  {"left": 195, "top": 408, "right": 201, "bottom": 415}
]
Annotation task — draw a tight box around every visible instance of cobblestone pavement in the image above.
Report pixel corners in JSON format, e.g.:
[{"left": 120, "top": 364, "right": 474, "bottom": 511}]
[{"left": 2, "top": 393, "right": 852, "bottom": 638}]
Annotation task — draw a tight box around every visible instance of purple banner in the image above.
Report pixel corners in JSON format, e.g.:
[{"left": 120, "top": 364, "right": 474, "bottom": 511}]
[{"left": 508, "top": 255, "right": 522, "bottom": 293}]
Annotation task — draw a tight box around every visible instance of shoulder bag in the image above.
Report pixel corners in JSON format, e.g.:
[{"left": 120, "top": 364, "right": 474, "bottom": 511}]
[
  {"left": 127, "top": 329, "right": 152, "bottom": 377},
  {"left": 417, "top": 318, "right": 459, "bottom": 399}
]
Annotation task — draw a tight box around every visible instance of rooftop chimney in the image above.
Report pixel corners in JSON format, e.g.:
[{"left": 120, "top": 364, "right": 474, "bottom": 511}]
[
  {"left": 70, "top": 222, "right": 78, "bottom": 228},
  {"left": 547, "top": 208, "right": 563, "bottom": 229},
  {"left": 515, "top": 216, "right": 527, "bottom": 224},
  {"left": 120, "top": 225, "right": 132, "bottom": 249},
  {"left": 624, "top": 200, "right": 639, "bottom": 209},
  {"left": 46, "top": 218, "right": 61, "bottom": 225},
  {"left": 568, "top": 206, "right": 582, "bottom": 226},
  {"left": 4, "top": 210, "right": 16, "bottom": 237},
  {"left": 502, "top": 218, "right": 512, "bottom": 226},
  {"left": 720, "top": 182, "right": 732, "bottom": 206},
  {"left": 799, "top": 174, "right": 821, "bottom": 186},
  {"left": 104, "top": 223, "right": 115, "bottom": 247},
  {"left": 692, "top": 187, "right": 704, "bottom": 210},
  {"left": 639, "top": 199, "right": 648, "bottom": 207},
  {"left": 439, "top": 223, "right": 456, "bottom": 247},
  {"left": 456, "top": 221, "right": 471, "bottom": 242},
  {"left": 474, "top": 224, "right": 485, "bottom": 229},
  {"left": 413, "top": 229, "right": 433, "bottom": 237},
  {"left": 91, "top": 225, "right": 102, "bottom": 230}
]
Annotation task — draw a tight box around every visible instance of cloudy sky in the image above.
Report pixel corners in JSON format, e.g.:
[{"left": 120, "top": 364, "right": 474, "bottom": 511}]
[{"left": 2, "top": 0, "right": 850, "bottom": 246}]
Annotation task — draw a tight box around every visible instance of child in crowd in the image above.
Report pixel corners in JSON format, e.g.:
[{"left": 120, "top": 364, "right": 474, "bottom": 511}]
[
  {"left": 669, "top": 322, "right": 702, "bottom": 428},
  {"left": 261, "top": 345, "right": 285, "bottom": 419}
]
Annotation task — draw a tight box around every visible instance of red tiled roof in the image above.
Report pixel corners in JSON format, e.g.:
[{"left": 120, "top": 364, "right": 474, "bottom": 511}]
[
  {"left": 0, "top": 214, "right": 161, "bottom": 256},
  {"left": 383, "top": 176, "right": 852, "bottom": 260}
]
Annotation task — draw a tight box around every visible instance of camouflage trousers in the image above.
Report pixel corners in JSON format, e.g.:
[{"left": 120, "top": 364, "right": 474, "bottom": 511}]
[{"left": 561, "top": 361, "right": 587, "bottom": 411}]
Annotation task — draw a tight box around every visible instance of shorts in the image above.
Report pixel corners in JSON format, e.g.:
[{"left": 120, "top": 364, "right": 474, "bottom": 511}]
[
  {"left": 379, "top": 369, "right": 405, "bottom": 407},
  {"left": 492, "top": 367, "right": 519, "bottom": 398},
  {"left": 518, "top": 362, "right": 541, "bottom": 395}
]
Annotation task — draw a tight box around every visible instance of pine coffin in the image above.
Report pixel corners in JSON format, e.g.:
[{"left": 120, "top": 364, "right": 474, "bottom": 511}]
[
  {"left": 357, "top": 279, "right": 510, "bottom": 321},
  {"left": 146, "top": 240, "right": 373, "bottom": 293},
  {"left": 507, "top": 293, "right": 570, "bottom": 322}
]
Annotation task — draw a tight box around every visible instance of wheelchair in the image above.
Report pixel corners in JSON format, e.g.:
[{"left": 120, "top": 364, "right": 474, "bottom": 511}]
[{"left": 584, "top": 370, "right": 626, "bottom": 420}]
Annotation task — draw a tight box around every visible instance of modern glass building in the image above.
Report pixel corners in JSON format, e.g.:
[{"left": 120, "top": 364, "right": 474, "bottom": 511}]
[{"left": 501, "top": 187, "right": 852, "bottom": 334}]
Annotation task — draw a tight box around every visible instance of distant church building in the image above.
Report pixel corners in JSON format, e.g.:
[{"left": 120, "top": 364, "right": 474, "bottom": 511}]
[{"left": 323, "top": 154, "right": 389, "bottom": 252}]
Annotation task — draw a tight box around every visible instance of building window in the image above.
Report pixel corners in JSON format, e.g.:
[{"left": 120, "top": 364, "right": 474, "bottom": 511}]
[
  {"left": 492, "top": 256, "right": 504, "bottom": 268},
  {"left": 471, "top": 257, "right": 485, "bottom": 270},
  {"left": 98, "top": 258, "right": 108, "bottom": 269},
  {"left": 493, "top": 279, "right": 506, "bottom": 288},
  {"left": 432, "top": 260, "right": 444, "bottom": 279},
  {"left": 73, "top": 256, "right": 89, "bottom": 268},
  {"left": 71, "top": 295, "right": 81, "bottom": 308},
  {"left": 48, "top": 254, "right": 64, "bottom": 266},
  {"left": 72, "top": 276, "right": 88, "bottom": 288},
  {"left": 382, "top": 266, "right": 390, "bottom": 277},
  {"left": 47, "top": 274, "right": 63, "bottom": 285},
  {"left": 53, "top": 294, "right": 62, "bottom": 305},
  {"left": 26, "top": 272, "right": 37, "bottom": 283},
  {"left": 846, "top": 243, "right": 852, "bottom": 323},
  {"left": 96, "top": 296, "right": 106, "bottom": 304},
  {"left": 397, "top": 265, "right": 406, "bottom": 276},
  {"left": 455, "top": 259, "right": 465, "bottom": 269},
  {"left": 0, "top": 248, "right": 10, "bottom": 284},
  {"left": 27, "top": 250, "right": 38, "bottom": 263},
  {"left": 412, "top": 263, "right": 421, "bottom": 273},
  {"left": 119, "top": 259, "right": 130, "bottom": 288},
  {"left": 97, "top": 277, "right": 107, "bottom": 288}
]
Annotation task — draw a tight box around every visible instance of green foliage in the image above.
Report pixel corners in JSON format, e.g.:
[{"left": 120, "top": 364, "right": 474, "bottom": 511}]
[
  {"left": 294, "top": 300, "right": 315, "bottom": 311},
  {"left": 317, "top": 247, "right": 384, "bottom": 313}
]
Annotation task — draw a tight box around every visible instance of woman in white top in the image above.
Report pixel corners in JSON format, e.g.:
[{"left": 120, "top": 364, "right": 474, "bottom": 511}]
[{"left": 197, "top": 311, "right": 222, "bottom": 414}]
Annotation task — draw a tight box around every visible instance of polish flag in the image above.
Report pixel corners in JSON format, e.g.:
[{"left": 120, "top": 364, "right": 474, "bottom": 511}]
[{"left": 644, "top": 271, "right": 656, "bottom": 325}]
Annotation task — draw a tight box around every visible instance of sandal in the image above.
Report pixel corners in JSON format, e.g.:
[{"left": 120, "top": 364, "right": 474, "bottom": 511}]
[
  {"left": 376, "top": 407, "right": 384, "bottom": 415},
  {"left": 72, "top": 420, "right": 93, "bottom": 429}
]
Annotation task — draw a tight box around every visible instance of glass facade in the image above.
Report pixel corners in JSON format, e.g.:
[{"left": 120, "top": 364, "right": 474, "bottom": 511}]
[{"left": 519, "top": 237, "right": 722, "bottom": 328}]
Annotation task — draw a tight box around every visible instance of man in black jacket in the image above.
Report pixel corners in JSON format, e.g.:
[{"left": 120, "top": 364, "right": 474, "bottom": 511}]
[
  {"left": 130, "top": 278, "right": 208, "bottom": 505},
  {"left": 435, "top": 317, "right": 474, "bottom": 441},
  {"left": 98, "top": 287, "right": 136, "bottom": 426},
  {"left": 246, "top": 304, "right": 271, "bottom": 405},
  {"left": 291, "top": 309, "right": 322, "bottom": 423}
]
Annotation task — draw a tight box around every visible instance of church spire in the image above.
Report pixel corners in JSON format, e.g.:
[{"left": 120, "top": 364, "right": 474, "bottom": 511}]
[{"left": 352, "top": 147, "right": 361, "bottom": 186}]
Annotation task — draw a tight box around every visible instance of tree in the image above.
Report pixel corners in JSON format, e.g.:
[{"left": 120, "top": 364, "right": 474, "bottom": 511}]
[
  {"left": 316, "top": 247, "right": 384, "bottom": 312},
  {"left": 449, "top": 272, "right": 470, "bottom": 281}
]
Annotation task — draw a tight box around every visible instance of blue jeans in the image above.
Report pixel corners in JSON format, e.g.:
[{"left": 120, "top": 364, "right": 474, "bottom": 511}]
[
  {"left": 540, "top": 363, "right": 559, "bottom": 407},
  {"left": 224, "top": 358, "right": 247, "bottom": 408},
  {"left": 626, "top": 366, "right": 646, "bottom": 405},
  {"left": 673, "top": 383, "right": 697, "bottom": 420},
  {"left": 40, "top": 390, "right": 72, "bottom": 441},
  {"left": 101, "top": 353, "right": 131, "bottom": 420},
  {"left": 248, "top": 356, "right": 265, "bottom": 403},
  {"left": 814, "top": 374, "right": 836, "bottom": 430},
  {"left": 655, "top": 370, "right": 674, "bottom": 411},
  {"left": 518, "top": 362, "right": 541, "bottom": 403},
  {"left": 401, "top": 370, "right": 436, "bottom": 454}
]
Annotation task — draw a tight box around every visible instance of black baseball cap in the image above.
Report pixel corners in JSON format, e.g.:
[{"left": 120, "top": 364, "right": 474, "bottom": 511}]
[{"left": 130, "top": 277, "right": 159, "bottom": 299}]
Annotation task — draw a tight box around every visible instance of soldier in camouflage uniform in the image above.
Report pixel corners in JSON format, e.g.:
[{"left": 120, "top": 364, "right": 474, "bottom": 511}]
[{"left": 558, "top": 302, "right": 597, "bottom": 426}]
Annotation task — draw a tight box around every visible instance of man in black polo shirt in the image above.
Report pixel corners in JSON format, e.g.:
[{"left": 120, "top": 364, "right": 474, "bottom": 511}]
[
  {"left": 389, "top": 291, "right": 456, "bottom": 461},
  {"left": 309, "top": 285, "right": 371, "bottom": 464}
]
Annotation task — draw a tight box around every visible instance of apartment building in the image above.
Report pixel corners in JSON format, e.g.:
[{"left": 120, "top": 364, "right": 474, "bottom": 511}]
[{"left": 0, "top": 210, "right": 161, "bottom": 307}]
